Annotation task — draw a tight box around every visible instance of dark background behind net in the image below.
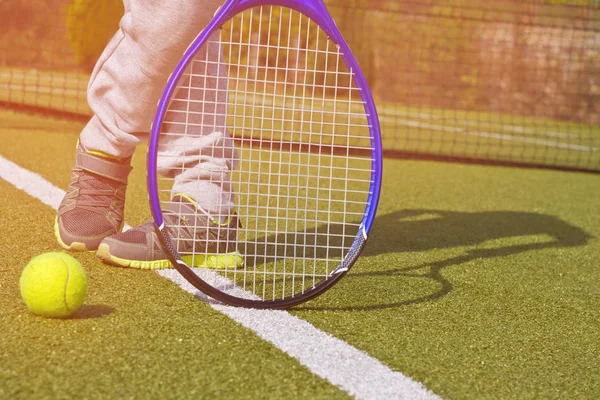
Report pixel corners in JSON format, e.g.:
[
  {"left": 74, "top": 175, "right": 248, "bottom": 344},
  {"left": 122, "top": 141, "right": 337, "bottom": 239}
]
[{"left": 1, "top": 0, "right": 599, "bottom": 171}]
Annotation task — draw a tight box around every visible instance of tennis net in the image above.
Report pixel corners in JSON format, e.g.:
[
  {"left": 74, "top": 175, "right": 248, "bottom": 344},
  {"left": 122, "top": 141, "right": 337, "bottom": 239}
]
[{"left": 1, "top": 0, "right": 598, "bottom": 171}]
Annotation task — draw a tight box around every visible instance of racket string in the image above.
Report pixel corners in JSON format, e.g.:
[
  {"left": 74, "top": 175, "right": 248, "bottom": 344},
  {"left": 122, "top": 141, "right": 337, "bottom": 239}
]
[{"left": 159, "top": 5, "right": 374, "bottom": 301}]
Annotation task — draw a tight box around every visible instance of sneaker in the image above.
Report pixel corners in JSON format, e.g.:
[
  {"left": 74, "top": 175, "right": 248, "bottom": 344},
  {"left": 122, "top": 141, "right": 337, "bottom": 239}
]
[
  {"left": 55, "top": 142, "right": 132, "bottom": 251},
  {"left": 96, "top": 195, "right": 243, "bottom": 270}
]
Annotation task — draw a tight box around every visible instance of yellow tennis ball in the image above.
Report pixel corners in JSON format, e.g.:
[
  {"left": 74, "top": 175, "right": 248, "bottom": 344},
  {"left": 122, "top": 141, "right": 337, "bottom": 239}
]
[{"left": 19, "top": 252, "right": 88, "bottom": 318}]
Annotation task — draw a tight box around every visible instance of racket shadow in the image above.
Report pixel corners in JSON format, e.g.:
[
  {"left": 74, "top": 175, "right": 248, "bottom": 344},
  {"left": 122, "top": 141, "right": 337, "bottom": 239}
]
[
  {"left": 238, "top": 221, "right": 359, "bottom": 268},
  {"left": 362, "top": 209, "right": 591, "bottom": 256},
  {"left": 225, "top": 221, "right": 361, "bottom": 298},
  {"left": 294, "top": 209, "right": 592, "bottom": 311}
]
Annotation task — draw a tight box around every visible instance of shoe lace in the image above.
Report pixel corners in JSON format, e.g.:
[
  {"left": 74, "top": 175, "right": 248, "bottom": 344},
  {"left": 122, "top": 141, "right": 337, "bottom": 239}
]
[{"left": 71, "top": 170, "right": 126, "bottom": 219}]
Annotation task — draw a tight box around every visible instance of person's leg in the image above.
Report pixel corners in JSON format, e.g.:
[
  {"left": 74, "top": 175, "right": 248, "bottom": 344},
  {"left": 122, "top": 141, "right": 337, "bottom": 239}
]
[
  {"left": 56, "top": 0, "right": 233, "bottom": 253},
  {"left": 87, "top": 2, "right": 242, "bottom": 269},
  {"left": 81, "top": 0, "right": 224, "bottom": 158},
  {"left": 157, "top": 36, "right": 238, "bottom": 220}
]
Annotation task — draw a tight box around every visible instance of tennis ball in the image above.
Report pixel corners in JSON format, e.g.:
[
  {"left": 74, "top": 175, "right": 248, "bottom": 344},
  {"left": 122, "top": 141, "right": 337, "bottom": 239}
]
[{"left": 19, "top": 252, "right": 88, "bottom": 318}]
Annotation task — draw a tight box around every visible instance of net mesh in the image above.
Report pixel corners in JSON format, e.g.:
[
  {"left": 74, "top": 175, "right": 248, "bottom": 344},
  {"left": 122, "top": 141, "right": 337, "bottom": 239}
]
[{"left": 1, "top": 0, "right": 599, "bottom": 171}]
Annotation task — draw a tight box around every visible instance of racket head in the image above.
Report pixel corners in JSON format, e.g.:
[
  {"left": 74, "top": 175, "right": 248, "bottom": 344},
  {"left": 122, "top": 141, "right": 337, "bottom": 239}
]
[{"left": 148, "top": 0, "right": 382, "bottom": 309}]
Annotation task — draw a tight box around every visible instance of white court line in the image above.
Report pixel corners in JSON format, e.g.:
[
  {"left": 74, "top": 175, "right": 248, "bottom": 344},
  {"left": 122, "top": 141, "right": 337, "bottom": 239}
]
[
  {"left": 379, "top": 116, "right": 598, "bottom": 153},
  {"left": 0, "top": 154, "right": 441, "bottom": 400},
  {"left": 0, "top": 156, "right": 131, "bottom": 231},
  {"left": 379, "top": 107, "right": 581, "bottom": 139}
]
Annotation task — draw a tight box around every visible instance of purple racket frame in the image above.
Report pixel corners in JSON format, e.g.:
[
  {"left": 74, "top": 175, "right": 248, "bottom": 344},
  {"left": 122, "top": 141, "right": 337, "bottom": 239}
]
[{"left": 148, "top": 0, "right": 383, "bottom": 309}]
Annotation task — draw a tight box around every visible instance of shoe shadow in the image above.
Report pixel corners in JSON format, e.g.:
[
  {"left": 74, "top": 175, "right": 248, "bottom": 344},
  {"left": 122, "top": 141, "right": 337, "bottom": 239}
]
[
  {"left": 71, "top": 304, "right": 116, "bottom": 319},
  {"left": 292, "top": 209, "right": 592, "bottom": 311}
]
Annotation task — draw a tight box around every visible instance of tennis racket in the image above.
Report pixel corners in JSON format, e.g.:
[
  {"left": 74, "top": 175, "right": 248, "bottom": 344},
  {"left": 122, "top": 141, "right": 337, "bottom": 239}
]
[{"left": 148, "top": 0, "right": 382, "bottom": 309}]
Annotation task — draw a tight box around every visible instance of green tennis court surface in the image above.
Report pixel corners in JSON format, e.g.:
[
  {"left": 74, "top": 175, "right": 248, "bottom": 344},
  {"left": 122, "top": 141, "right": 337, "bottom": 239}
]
[{"left": 1, "top": 109, "right": 599, "bottom": 399}]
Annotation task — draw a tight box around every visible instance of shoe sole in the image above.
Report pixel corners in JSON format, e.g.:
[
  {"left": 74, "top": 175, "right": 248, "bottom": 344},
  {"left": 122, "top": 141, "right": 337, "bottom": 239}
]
[
  {"left": 54, "top": 218, "right": 90, "bottom": 252},
  {"left": 96, "top": 243, "right": 244, "bottom": 270}
]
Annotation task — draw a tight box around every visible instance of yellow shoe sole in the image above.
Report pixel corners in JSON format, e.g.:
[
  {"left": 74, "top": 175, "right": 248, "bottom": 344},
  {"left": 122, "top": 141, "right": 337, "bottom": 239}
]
[
  {"left": 54, "top": 218, "right": 90, "bottom": 252},
  {"left": 96, "top": 243, "right": 244, "bottom": 270},
  {"left": 182, "top": 252, "right": 245, "bottom": 269}
]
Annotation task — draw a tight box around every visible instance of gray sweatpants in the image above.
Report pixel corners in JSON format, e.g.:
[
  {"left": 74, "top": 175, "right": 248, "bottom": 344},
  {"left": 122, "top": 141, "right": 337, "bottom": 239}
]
[{"left": 79, "top": 0, "right": 237, "bottom": 217}]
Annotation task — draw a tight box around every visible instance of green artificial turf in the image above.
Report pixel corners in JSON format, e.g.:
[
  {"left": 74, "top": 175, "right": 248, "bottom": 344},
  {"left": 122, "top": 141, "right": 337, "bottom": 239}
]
[
  {"left": 294, "top": 159, "right": 600, "bottom": 399},
  {"left": 0, "top": 111, "right": 347, "bottom": 399},
  {"left": 1, "top": 108, "right": 599, "bottom": 399}
]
